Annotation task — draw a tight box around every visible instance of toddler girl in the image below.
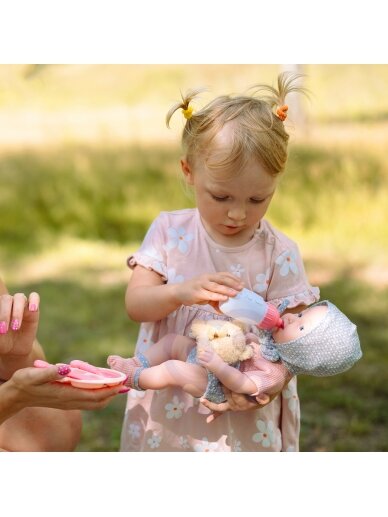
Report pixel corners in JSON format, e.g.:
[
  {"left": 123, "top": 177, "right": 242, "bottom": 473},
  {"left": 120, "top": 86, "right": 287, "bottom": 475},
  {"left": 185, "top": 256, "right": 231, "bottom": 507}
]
[
  {"left": 119, "top": 72, "right": 320, "bottom": 451},
  {"left": 108, "top": 300, "right": 362, "bottom": 408}
]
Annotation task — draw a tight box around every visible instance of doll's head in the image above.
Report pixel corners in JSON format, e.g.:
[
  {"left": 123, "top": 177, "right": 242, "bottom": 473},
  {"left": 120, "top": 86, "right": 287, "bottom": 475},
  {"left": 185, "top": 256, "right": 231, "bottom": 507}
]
[{"left": 261, "top": 301, "right": 362, "bottom": 377}]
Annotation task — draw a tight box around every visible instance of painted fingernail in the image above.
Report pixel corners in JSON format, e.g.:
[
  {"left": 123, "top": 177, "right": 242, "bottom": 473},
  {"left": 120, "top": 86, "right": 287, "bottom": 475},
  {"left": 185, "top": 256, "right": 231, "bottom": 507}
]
[
  {"left": 29, "top": 303, "right": 37, "bottom": 312},
  {"left": 0, "top": 321, "right": 7, "bottom": 334},
  {"left": 11, "top": 319, "right": 20, "bottom": 331},
  {"left": 57, "top": 365, "right": 71, "bottom": 376},
  {"left": 118, "top": 387, "right": 130, "bottom": 394}
]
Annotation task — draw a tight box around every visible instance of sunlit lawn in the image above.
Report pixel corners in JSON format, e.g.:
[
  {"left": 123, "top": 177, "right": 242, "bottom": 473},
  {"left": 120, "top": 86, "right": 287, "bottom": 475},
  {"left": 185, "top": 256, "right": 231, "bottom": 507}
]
[{"left": 1, "top": 64, "right": 388, "bottom": 451}]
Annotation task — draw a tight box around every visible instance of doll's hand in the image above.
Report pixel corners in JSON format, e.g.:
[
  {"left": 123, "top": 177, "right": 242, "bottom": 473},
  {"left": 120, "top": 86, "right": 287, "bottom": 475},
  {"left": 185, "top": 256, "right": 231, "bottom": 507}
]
[
  {"left": 201, "top": 387, "right": 276, "bottom": 423},
  {"left": 173, "top": 272, "right": 243, "bottom": 307},
  {"left": 0, "top": 292, "right": 40, "bottom": 356},
  {"left": 197, "top": 347, "right": 224, "bottom": 373}
]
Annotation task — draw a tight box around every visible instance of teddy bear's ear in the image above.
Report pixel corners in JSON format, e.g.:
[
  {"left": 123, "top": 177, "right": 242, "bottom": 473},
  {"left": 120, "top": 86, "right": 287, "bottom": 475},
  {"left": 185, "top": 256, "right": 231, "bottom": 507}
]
[{"left": 190, "top": 319, "right": 208, "bottom": 338}]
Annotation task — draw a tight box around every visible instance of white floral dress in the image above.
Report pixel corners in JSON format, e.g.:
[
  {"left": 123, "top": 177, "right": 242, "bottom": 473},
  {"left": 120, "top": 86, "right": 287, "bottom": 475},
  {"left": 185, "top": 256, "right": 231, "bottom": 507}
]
[{"left": 121, "top": 208, "right": 319, "bottom": 452}]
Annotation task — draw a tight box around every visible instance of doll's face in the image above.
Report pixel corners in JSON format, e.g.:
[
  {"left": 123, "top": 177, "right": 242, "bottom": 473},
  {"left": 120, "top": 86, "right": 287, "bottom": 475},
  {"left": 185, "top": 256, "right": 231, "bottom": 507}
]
[{"left": 272, "top": 305, "right": 328, "bottom": 344}]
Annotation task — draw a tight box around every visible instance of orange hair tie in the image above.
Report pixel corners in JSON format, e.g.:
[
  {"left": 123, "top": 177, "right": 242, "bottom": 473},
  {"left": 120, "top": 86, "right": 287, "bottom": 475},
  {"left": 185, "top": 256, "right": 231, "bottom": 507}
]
[{"left": 276, "top": 104, "right": 288, "bottom": 121}]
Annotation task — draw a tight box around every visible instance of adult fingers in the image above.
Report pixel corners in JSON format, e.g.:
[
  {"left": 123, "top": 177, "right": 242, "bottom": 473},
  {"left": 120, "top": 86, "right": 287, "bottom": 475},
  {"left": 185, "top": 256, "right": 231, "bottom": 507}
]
[
  {"left": 27, "top": 292, "right": 40, "bottom": 313},
  {"left": 9, "top": 292, "right": 28, "bottom": 331},
  {"left": 15, "top": 364, "right": 70, "bottom": 386},
  {"left": 0, "top": 294, "right": 13, "bottom": 333}
]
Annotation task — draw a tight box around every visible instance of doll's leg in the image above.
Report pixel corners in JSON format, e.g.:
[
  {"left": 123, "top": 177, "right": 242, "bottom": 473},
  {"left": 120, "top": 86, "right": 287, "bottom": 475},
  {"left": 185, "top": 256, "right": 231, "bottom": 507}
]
[
  {"left": 107, "top": 334, "right": 196, "bottom": 389},
  {"left": 137, "top": 360, "right": 208, "bottom": 397}
]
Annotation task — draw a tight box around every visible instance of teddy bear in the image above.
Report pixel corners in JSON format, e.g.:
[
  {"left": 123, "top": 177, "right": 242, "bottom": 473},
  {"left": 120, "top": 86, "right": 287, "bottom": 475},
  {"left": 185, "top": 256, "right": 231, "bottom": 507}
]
[{"left": 189, "top": 318, "right": 254, "bottom": 365}]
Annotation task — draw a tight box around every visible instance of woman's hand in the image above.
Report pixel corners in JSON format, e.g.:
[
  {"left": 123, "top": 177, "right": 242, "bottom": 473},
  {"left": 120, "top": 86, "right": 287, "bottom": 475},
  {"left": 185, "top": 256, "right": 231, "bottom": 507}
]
[
  {"left": 173, "top": 272, "right": 243, "bottom": 307},
  {"left": 0, "top": 292, "right": 40, "bottom": 356},
  {"left": 5, "top": 364, "right": 126, "bottom": 416},
  {"left": 200, "top": 387, "right": 277, "bottom": 423}
]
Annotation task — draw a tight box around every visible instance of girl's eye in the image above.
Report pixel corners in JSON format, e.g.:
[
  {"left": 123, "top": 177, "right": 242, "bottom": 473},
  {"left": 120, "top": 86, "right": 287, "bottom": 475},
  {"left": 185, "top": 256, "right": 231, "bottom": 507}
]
[
  {"left": 250, "top": 198, "right": 265, "bottom": 204},
  {"left": 211, "top": 195, "right": 228, "bottom": 202}
]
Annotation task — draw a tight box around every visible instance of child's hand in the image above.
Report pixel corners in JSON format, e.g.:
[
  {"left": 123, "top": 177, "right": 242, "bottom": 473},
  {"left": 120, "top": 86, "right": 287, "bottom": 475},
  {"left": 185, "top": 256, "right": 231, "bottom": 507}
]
[{"left": 173, "top": 272, "right": 243, "bottom": 307}]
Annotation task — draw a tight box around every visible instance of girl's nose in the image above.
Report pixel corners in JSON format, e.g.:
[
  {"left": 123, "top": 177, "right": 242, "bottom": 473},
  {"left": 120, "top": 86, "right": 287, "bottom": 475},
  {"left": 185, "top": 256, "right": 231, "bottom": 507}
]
[{"left": 227, "top": 206, "right": 246, "bottom": 221}]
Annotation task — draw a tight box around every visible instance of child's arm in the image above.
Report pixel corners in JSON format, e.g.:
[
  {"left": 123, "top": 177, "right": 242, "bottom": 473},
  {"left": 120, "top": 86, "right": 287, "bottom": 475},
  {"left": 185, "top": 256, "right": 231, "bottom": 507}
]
[
  {"left": 197, "top": 347, "right": 257, "bottom": 395},
  {"left": 126, "top": 266, "right": 243, "bottom": 322}
]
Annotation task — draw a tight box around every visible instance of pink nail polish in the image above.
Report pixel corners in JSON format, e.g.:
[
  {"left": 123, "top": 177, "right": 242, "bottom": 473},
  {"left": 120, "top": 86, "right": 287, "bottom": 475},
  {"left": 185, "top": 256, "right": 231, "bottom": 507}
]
[
  {"left": 29, "top": 303, "right": 37, "bottom": 312},
  {"left": 57, "top": 365, "right": 71, "bottom": 376},
  {"left": 0, "top": 322, "right": 8, "bottom": 334},
  {"left": 118, "top": 387, "right": 130, "bottom": 394},
  {"left": 11, "top": 319, "right": 20, "bottom": 331}
]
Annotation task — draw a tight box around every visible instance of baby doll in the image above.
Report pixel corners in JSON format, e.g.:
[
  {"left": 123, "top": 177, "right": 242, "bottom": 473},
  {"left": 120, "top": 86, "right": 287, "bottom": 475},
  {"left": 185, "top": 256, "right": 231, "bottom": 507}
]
[{"left": 107, "top": 300, "right": 362, "bottom": 405}]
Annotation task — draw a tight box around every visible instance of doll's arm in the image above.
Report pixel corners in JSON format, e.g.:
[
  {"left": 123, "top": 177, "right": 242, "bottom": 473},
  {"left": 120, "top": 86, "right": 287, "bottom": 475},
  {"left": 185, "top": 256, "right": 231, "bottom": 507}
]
[{"left": 197, "top": 347, "right": 257, "bottom": 395}]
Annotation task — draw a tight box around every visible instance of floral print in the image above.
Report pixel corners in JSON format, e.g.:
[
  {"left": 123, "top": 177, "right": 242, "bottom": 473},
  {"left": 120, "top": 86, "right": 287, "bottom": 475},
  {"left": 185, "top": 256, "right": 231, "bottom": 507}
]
[
  {"left": 193, "top": 438, "right": 219, "bottom": 452},
  {"left": 252, "top": 420, "right": 277, "bottom": 448},
  {"left": 164, "top": 395, "right": 185, "bottom": 419},
  {"left": 128, "top": 422, "right": 142, "bottom": 440},
  {"left": 167, "top": 267, "right": 184, "bottom": 284},
  {"left": 275, "top": 249, "right": 299, "bottom": 277},
  {"left": 253, "top": 269, "right": 270, "bottom": 293},
  {"left": 283, "top": 385, "right": 299, "bottom": 412},
  {"left": 147, "top": 434, "right": 162, "bottom": 449},
  {"left": 230, "top": 263, "right": 245, "bottom": 277},
  {"left": 164, "top": 226, "right": 194, "bottom": 254}
]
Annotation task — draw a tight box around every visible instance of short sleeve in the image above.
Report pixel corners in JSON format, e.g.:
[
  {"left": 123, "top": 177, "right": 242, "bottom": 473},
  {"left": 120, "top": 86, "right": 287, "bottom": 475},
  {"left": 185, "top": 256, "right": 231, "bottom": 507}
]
[
  {"left": 127, "top": 214, "right": 168, "bottom": 281},
  {"left": 266, "top": 242, "right": 320, "bottom": 309}
]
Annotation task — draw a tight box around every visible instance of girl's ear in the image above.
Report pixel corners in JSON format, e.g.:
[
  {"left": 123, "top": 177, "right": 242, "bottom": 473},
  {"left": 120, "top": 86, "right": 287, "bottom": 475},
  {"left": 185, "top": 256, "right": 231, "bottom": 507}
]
[{"left": 181, "top": 158, "right": 194, "bottom": 185}]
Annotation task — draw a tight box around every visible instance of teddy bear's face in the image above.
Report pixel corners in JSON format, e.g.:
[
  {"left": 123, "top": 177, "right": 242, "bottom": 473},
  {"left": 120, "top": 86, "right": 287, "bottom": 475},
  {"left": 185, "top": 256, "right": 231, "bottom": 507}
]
[{"left": 190, "top": 319, "right": 253, "bottom": 364}]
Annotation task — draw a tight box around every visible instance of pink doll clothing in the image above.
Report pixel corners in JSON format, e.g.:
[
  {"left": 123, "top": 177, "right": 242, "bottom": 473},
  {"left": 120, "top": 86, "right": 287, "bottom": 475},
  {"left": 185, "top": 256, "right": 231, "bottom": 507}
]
[
  {"left": 240, "top": 342, "right": 293, "bottom": 397},
  {"left": 122, "top": 208, "right": 319, "bottom": 452}
]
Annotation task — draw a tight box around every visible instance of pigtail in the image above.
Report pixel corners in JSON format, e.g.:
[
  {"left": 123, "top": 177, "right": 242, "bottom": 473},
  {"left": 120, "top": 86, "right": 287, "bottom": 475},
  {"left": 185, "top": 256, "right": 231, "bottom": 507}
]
[
  {"left": 165, "top": 87, "right": 206, "bottom": 128},
  {"left": 249, "top": 71, "right": 309, "bottom": 121}
]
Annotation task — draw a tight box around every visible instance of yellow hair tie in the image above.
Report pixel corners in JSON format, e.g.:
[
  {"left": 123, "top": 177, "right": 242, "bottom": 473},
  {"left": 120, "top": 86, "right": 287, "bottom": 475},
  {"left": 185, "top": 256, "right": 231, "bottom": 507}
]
[{"left": 182, "top": 105, "right": 194, "bottom": 120}]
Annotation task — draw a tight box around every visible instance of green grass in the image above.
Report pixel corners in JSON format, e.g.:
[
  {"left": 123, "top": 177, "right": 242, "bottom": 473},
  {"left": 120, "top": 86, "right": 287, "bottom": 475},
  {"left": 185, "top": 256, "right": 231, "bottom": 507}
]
[
  {"left": 1, "top": 138, "right": 387, "bottom": 451},
  {"left": 1, "top": 64, "right": 388, "bottom": 451}
]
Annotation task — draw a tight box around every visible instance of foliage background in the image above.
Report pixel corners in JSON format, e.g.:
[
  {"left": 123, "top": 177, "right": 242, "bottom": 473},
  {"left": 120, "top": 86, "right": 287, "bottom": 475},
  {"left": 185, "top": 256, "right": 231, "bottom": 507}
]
[{"left": 1, "top": 64, "right": 387, "bottom": 451}]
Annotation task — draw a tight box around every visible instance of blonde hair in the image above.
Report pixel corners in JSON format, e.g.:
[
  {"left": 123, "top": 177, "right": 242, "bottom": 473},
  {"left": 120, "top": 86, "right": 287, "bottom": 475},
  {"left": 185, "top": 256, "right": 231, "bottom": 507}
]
[{"left": 166, "top": 72, "right": 307, "bottom": 178}]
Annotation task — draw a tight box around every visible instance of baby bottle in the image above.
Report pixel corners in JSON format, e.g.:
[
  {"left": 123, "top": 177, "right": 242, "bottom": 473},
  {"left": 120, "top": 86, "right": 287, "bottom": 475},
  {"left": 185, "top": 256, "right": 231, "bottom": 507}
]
[{"left": 219, "top": 288, "right": 284, "bottom": 330}]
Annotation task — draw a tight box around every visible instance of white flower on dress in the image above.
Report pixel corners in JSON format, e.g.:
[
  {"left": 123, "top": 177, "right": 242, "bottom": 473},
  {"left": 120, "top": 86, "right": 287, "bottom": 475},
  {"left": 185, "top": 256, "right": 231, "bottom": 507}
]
[
  {"left": 128, "top": 422, "right": 142, "bottom": 440},
  {"left": 275, "top": 249, "right": 299, "bottom": 277},
  {"left": 143, "top": 245, "right": 163, "bottom": 263},
  {"left": 179, "top": 436, "right": 190, "bottom": 449},
  {"left": 164, "top": 226, "right": 194, "bottom": 254},
  {"left": 193, "top": 438, "right": 219, "bottom": 452},
  {"left": 232, "top": 440, "right": 242, "bottom": 452},
  {"left": 283, "top": 386, "right": 299, "bottom": 412},
  {"left": 230, "top": 264, "right": 245, "bottom": 278},
  {"left": 285, "top": 446, "right": 296, "bottom": 452},
  {"left": 165, "top": 395, "right": 185, "bottom": 419},
  {"left": 252, "top": 420, "right": 276, "bottom": 448},
  {"left": 147, "top": 433, "right": 162, "bottom": 449},
  {"left": 253, "top": 269, "right": 270, "bottom": 293},
  {"left": 136, "top": 327, "right": 154, "bottom": 354},
  {"left": 129, "top": 389, "right": 146, "bottom": 399},
  {"left": 167, "top": 267, "right": 184, "bottom": 284}
]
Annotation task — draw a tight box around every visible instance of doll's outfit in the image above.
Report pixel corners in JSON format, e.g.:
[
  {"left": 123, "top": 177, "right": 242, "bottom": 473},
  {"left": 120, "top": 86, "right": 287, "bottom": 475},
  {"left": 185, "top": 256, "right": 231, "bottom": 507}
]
[{"left": 122, "top": 208, "right": 319, "bottom": 452}]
